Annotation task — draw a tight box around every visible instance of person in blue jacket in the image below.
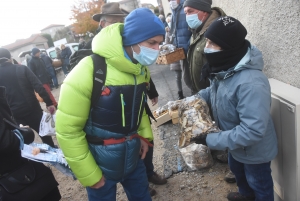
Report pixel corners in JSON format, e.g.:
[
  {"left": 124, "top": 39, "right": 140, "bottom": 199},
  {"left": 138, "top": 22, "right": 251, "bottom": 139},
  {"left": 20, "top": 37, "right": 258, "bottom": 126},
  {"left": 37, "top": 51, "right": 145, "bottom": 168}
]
[
  {"left": 41, "top": 53, "right": 59, "bottom": 89},
  {"left": 60, "top": 44, "right": 72, "bottom": 76},
  {"left": 196, "top": 16, "right": 278, "bottom": 201},
  {"left": 169, "top": 0, "right": 192, "bottom": 99}
]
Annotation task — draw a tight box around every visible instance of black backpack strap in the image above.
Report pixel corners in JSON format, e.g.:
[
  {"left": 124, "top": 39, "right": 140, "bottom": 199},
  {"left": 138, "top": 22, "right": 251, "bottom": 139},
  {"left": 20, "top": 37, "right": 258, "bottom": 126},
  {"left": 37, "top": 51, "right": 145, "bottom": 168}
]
[{"left": 91, "top": 54, "right": 107, "bottom": 108}]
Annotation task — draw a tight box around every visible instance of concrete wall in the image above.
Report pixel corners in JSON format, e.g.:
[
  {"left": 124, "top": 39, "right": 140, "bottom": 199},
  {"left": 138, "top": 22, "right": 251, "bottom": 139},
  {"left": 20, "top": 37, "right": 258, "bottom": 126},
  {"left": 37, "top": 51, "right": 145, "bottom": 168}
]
[{"left": 212, "top": 0, "right": 300, "bottom": 88}]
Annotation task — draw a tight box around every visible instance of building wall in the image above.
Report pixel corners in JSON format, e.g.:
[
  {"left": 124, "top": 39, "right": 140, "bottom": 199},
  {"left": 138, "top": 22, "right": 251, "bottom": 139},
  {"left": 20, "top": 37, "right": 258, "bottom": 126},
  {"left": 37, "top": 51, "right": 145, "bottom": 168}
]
[
  {"left": 212, "top": 0, "right": 300, "bottom": 88},
  {"left": 11, "top": 44, "right": 34, "bottom": 63},
  {"left": 161, "top": 0, "right": 171, "bottom": 16},
  {"left": 11, "top": 41, "right": 48, "bottom": 63},
  {"left": 41, "top": 26, "right": 65, "bottom": 38}
]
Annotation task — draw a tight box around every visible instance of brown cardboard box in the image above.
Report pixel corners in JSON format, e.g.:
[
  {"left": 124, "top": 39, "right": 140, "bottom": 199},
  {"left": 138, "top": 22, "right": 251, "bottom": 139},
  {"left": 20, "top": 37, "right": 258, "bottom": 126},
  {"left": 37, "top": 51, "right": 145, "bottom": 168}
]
[{"left": 152, "top": 111, "right": 171, "bottom": 127}]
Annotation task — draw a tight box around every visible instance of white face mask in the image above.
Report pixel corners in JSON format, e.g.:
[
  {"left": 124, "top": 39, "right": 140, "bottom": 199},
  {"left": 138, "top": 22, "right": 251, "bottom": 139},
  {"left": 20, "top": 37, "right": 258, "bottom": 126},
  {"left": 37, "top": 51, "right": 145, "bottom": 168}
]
[
  {"left": 204, "top": 47, "right": 221, "bottom": 54},
  {"left": 169, "top": 1, "right": 178, "bottom": 10},
  {"left": 132, "top": 45, "right": 160, "bottom": 66}
]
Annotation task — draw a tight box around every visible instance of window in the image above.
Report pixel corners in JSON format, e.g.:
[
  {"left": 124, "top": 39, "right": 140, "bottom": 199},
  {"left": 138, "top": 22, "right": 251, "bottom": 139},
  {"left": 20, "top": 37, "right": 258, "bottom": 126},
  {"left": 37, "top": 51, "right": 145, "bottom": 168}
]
[
  {"left": 49, "top": 50, "right": 57, "bottom": 59},
  {"left": 72, "top": 45, "right": 79, "bottom": 51}
]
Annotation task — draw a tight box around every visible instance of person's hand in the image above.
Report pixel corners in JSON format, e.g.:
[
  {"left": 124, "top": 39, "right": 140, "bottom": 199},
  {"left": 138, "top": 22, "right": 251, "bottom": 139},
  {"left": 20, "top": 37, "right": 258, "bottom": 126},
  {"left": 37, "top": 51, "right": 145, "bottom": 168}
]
[
  {"left": 18, "top": 125, "right": 35, "bottom": 144},
  {"left": 194, "top": 134, "right": 207, "bottom": 146},
  {"left": 47, "top": 105, "right": 56, "bottom": 115},
  {"left": 90, "top": 176, "right": 105, "bottom": 189},
  {"left": 140, "top": 139, "right": 149, "bottom": 159},
  {"left": 151, "top": 97, "right": 158, "bottom": 106},
  {"left": 165, "top": 27, "right": 170, "bottom": 32}
]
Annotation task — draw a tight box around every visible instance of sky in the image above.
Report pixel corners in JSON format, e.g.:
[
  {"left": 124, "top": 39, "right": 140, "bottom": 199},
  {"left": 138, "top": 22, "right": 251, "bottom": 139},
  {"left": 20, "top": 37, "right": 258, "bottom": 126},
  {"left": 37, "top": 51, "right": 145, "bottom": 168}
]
[{"left": 0, "top": 0, "right": 158, "bottom": 47}]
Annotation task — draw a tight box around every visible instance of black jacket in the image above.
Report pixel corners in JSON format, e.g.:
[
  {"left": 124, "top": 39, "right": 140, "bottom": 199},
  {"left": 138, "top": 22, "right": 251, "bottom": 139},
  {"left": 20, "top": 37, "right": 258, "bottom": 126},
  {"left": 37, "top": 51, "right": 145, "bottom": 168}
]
[
  {"left": 40, "top": 54, "right": 54, "bottom": 69},
  {"left": 29, "top": 56, "right": 51, "bottom": 84},
  {"left": 0, "top": 87, "right": 34, "bottom": 174},
  {"left": 61, "top": 46, "right": 72, "bottom": 59},
  {"left": 0, "top": 62, "right": 52, "bottom": 118}
]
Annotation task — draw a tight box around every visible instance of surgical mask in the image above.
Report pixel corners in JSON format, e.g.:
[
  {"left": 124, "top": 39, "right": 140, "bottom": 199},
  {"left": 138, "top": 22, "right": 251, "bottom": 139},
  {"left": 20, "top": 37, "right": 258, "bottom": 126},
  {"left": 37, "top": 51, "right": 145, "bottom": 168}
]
[
  {"left": 132, "top": 45, "right": 159, "bottom": 66},
  {"left": 186, "top": 12, "right": 202, "bottom": 29},
  {"left": 169, "top": 1, "right": 178, "bottom": 10},
  {"left": 204, "top": 47, "right": 221, "bottom": 53}
]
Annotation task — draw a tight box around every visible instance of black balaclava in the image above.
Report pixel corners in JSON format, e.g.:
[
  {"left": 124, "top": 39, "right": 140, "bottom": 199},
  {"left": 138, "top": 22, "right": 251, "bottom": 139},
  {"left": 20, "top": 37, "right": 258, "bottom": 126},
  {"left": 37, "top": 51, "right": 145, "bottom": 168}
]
[{"left": 201, "top": 16, "right": 249, "bottom": 80}]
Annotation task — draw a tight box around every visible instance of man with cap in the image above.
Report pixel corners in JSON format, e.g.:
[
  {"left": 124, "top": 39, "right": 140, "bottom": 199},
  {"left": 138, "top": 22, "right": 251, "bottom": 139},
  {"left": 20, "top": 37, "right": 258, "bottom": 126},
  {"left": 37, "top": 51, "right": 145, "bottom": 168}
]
[
  {"left": 0, "top": 48, "right": 56, "bottom": 147},
  {"left": 56, "top": 8, "right": 165, "bottom": 200},
  {"left": 29, "top": 47, "right": 57, "bottom": 107},
  {"left": 83, "top": 2, "right": 127, "bottom": 49},
  {"left": 183, "top": 0, "right": 225, "bottom": 94},
  {"left": 195, "top": 16, "right": 278, "bottom": 201}
]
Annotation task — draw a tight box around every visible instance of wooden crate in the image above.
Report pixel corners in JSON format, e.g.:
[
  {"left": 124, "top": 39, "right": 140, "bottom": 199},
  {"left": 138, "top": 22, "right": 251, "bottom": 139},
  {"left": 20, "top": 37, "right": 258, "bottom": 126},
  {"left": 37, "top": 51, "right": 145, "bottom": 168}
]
[
  {"left": 152, "top": 111, "right": 171, "bottom": 127},
  {"left": 156, "top": 48, "right": 186, "bottom": 65}
]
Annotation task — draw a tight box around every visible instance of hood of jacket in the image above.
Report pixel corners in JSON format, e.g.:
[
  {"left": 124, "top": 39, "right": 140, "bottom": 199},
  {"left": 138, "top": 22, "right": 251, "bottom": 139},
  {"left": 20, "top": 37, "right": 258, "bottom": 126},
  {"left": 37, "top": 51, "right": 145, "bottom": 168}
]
[
  {"left": 214, "top": 44, "right": 264, "bottom": 80},
  {"left": 92, "top": 23, "right": 143, "bottom": 76}
]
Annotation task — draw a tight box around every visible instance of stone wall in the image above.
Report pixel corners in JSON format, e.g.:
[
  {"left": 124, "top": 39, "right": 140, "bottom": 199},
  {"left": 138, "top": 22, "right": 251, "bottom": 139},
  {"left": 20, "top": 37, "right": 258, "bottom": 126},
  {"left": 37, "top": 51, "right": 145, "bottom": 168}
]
[{"left": 212, "top": 0, "right": 300, "bottom": 88}]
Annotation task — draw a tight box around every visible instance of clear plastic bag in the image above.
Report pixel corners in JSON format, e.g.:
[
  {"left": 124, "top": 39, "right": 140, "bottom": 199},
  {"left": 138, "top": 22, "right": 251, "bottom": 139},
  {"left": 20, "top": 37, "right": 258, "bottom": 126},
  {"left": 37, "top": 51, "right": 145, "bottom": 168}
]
[
  {"left": 179, "top": 143, "right": 213, "bottom": 170},
  {"left": 39, "top": 111, "right": 56, "bottom": 136},
  {"left": 159, "top": 44, "right": 177, "bottom": 55},
  {"left": 178, "top": 96, "right": 220, "bottom": 148}
]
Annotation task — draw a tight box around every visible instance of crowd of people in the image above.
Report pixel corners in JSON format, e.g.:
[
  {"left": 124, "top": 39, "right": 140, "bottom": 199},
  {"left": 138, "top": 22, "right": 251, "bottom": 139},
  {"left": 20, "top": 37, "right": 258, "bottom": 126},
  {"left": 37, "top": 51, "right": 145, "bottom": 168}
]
[{"left": 0, "top": 0, "right": 278, "bottom": 201}]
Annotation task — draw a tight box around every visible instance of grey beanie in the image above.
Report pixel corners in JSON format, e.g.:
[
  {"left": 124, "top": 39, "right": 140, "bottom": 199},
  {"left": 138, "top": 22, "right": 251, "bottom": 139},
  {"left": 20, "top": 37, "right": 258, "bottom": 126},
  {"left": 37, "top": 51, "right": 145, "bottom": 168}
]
[{"left": 183, "top": 0, "right": 212, "bottom": 13}]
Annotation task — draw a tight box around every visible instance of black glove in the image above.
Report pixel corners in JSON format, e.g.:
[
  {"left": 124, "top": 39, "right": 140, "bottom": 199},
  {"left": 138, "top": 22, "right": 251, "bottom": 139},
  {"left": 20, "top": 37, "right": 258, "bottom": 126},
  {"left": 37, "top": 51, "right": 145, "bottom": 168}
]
[
  {"left": 18, "top": 127, "right": 35, "bottom": 144},
  {"left": 4, "top": 118, "right": 35, "bottom": 144},
  {"left": 194, "top": 134, "right": 207, "bottom": 146}
]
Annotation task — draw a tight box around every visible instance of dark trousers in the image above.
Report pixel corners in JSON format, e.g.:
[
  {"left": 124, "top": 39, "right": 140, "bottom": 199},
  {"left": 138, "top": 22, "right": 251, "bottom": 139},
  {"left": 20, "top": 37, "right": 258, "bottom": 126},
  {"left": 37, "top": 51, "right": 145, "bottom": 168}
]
[
  {"left": 86, "top": 159, "right": 151, "bottom": 201},
  {"left": 15, "top": 108, "right": 55, "bottom": 147},
  {"left": 46, "top": 67, "right": 58, "bottom": 88},
  {"left": 143, "top": 140, "right": 154, "bottom": 178},
  {"left": 228, "top": 153, "right": 274, "bottom": 201}
]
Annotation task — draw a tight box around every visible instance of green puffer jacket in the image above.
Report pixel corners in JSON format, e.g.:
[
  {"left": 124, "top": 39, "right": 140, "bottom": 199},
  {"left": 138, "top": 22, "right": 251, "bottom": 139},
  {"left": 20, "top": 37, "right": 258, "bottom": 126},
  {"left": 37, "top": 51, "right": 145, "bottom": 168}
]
[
  {"left": 187, "top": 7, "right": 226, "bottom": 92},
  {"left": 56, "top": 23, "right": 153, "bottom": 187}
]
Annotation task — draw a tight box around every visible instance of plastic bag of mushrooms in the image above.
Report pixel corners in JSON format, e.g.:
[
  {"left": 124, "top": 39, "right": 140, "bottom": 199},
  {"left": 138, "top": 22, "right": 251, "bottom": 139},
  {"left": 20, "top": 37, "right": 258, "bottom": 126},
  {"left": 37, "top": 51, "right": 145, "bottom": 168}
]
[{"left": 167, "top": 96, "right": 220, "bottom": 170}]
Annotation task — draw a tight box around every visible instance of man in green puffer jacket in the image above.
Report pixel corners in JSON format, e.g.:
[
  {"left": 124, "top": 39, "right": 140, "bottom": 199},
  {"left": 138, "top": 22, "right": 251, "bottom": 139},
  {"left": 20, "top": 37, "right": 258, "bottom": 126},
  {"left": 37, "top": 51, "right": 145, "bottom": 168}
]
[{"left": 56, "top": 8, "right": 165, "bottom": 201}]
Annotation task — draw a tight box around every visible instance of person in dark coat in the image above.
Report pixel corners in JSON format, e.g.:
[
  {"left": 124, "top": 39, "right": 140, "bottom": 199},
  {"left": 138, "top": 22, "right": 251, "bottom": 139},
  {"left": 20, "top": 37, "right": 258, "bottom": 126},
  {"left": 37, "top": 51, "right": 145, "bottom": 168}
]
[
  {"left": 0, "top": 48, "right": 56, "bottom": 147},
  {"left": 29, "top": 48, "right": 57, "bottom": 107},
  {"left": 60, "top": 44, "right": 72, "bottom": 76},
  {"left": 0, "top": 86, "right": 61, "bottom": 201},
  {"left": 41, "top": 52, "right": 58, "bottom": 89},
  {"left": 169, "top": 0, "right": 192, "bottom": 97}
]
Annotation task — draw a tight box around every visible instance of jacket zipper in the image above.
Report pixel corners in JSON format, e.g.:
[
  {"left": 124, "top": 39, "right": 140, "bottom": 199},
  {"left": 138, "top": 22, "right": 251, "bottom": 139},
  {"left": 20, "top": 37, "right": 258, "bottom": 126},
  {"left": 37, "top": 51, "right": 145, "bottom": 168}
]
[
  {"left": 131, "top": 75, "right": 137, "bottom": 130},
  {"left": 120, "top": 93, "right": 126, "bottom": 127},
  {"left": 137, "top": 92, "right": 145, "bottom": 125}
]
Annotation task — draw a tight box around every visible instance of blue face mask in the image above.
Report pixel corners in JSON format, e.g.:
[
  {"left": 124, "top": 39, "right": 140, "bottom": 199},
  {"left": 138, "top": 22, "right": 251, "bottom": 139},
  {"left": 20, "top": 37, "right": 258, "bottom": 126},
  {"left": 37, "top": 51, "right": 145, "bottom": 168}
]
[
  {"left": 204, "top": 47, "right": 221, "bottom": 53},
  {"left": 186, "top": 12, "right": 202, "bottom": 29},
  {"left": 132, "top": 45, "right": 159, "bottom": 66}
]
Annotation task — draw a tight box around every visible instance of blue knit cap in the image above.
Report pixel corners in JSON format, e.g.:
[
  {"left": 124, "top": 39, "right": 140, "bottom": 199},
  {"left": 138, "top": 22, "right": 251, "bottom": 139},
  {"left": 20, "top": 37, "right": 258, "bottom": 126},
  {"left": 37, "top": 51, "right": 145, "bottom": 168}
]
[
  {"left": 123, "top": 8, "right": 165, "bottom": 46},
  {"left": 31, "top": 47, "right": 40, "bottom": 56}
]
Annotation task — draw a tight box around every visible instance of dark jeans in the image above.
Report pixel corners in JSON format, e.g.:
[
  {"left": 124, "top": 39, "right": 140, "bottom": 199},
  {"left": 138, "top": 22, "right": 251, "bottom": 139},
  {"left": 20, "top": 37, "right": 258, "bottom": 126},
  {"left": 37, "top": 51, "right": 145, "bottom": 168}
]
[
  {"left": 15, "top": 108, "right": 55, "bottom": 147},
  {"left": 143, "top": 141, "right": 154, "bottom": 178},
  {"left": 228, "top": 153, "right": 274, "bottom": 201},
  {"left": 46, "top": 67, "right": 58, "bottom": 88},
  {"left": 86, "top": 159, "right": 151, "bottom": 201},
  {"left": 174, "top": 70, "right": 183, "bottom": 92},
  {"left": 61, "top": 59, "right": 69, "bottom": 75}
]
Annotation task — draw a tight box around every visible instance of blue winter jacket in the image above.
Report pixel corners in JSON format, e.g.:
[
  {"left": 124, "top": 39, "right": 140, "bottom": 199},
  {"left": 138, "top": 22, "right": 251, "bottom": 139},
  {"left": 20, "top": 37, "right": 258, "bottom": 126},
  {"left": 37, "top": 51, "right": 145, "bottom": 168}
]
[
  {"left": 171, "top": 0, "right": 192, "bottom": 54},
  {"left": 199, "top": 44, "right": 278, "bottom": 164}
]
